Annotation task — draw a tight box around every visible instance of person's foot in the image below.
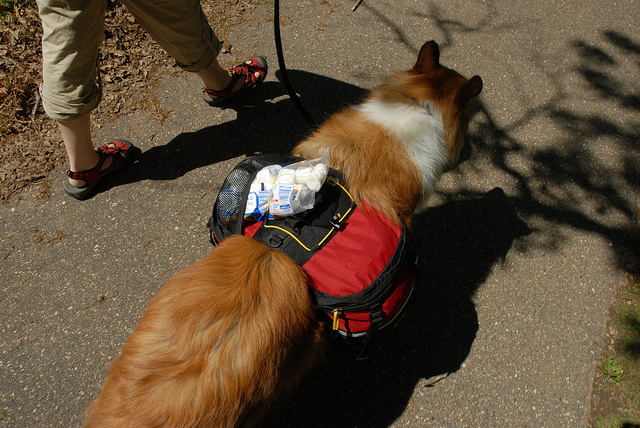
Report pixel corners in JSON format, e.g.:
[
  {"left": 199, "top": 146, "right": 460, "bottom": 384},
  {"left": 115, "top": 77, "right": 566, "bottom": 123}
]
[
  {"left": 202, "top": 57, "right": 268, "bottom": 106},
  {"left": 64, "top": 140, "right": 133, "bottom": 200}
]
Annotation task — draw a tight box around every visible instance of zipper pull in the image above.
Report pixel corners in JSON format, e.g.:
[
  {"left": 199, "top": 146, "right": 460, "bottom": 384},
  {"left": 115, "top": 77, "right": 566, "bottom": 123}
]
[{"left": 331, "top": 308, "right": 341, "bottom": 338}]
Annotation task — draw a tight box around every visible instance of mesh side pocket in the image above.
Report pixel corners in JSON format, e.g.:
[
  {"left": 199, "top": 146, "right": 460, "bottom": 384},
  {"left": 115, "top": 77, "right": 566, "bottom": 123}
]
[
  {"left": 210, "top": 155, "right": 304, "bottom": 242},
  {"left": 215, "top": 161, "right": 259, "bottom": 232}
]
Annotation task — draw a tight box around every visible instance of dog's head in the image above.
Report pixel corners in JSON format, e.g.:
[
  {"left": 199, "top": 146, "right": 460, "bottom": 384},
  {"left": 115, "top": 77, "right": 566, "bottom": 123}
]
[{"left": 375, "top": 40, "right": 483, "bottom": 166}]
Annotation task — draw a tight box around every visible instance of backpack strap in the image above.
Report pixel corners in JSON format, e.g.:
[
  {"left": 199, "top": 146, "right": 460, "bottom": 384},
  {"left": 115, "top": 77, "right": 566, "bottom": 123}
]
[{"left": 356, "top": 304, "right": 384, "bottom": 360}]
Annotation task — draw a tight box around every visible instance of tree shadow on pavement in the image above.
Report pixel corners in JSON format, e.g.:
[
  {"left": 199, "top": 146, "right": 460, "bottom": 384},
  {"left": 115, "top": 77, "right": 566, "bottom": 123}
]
[{"left": 467, "top": 29, "right": 640, "bottom": 273}]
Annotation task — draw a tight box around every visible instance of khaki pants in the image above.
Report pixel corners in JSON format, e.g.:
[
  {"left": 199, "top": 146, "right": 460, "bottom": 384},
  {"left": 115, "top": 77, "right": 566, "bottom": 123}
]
[{"left": 37, "top": 0, "right": 221, "bottom": 121}]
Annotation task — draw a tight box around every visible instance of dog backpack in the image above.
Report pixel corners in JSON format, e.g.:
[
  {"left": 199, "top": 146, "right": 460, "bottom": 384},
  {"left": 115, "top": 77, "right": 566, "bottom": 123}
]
[{"left": 208, "top": 155, "right": 416, "bottom": 350}]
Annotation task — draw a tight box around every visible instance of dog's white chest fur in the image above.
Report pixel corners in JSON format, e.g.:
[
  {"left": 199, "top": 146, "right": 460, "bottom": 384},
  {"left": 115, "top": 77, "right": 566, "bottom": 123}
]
[{"left": 356, "top": 99, "right": 450, "bottom": 209}]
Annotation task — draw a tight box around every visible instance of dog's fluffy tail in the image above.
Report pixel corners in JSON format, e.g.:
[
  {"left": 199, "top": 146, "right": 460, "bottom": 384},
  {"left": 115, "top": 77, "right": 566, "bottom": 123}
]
[{"left": 84, "top": 235, "right": 324, "bottom": 428}]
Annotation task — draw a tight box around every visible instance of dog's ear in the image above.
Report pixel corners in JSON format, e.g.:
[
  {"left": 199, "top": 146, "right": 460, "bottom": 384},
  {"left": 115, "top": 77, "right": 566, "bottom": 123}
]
[
  {"left": 457, "top": 75, "right": 483, "bottom": 104},
  {"left": 414, "top": 40, "right": 440, "bottom": 73}
]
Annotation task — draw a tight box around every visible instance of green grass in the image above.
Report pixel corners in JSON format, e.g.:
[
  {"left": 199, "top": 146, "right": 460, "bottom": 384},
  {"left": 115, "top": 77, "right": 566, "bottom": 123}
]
[
  {"left": 590, "top": 274, "right": 640, "bottom": 427},
  {"left": 595, "top": 414, "right": 640, "bottom": 428},
  {"left": 602, "top": 354, "right": 625, "bottom": 383},
  {"left": 620, "top": 303, "right": 640, "bottom": 358}
]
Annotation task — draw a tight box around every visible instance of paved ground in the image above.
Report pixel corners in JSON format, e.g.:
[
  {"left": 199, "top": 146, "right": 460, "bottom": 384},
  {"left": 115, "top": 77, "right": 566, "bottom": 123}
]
[{"left": 1, "top": 0, "right": 639, "bottom": 426}]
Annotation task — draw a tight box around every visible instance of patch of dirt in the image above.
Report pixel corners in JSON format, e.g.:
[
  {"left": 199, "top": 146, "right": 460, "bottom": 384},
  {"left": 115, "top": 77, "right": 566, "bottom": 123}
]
[{"left": 0, "top": 0, "right": 265, "bottom": 201}]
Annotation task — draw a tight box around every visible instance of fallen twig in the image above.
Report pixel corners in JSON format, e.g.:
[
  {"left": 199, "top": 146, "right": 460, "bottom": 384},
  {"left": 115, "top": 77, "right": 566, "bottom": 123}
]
[
  {"left": 74, "top": 285, "right": 119, "bottom": 313},
  {"left": 141, "top": 236, "right": 158, "bottom": 252},
  {"left": 31, "top": 88, "right": 41, "bottom": 121},
  {"left": 423, "top": 372, "right": 450, "bottom": 387},
  {"left": 1, "top": 55, "right": 24, "bottom": 71}
]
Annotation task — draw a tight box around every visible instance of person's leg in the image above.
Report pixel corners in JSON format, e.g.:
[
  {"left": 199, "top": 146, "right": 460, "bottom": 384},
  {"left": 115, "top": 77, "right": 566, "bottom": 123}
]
[
  {"left": 197, "top": 58, "right": 266, "bottom": 97},
  {"left": 38, "top": 0, "right": 129, "bottom": 192},
  {"left": 38, "top": 0, "right": 106, "bottom": 121},
  {"left": 120, "top": 0, "right": 220, "bottom": 72},
  {"left": 121, "top": 0, "right": 266, "bottom": 99},
  {"left": 57, "top": 114, "right": 96, "bottom": 187},
  {"left": 196, "top": 59, "right": 234, "bottom": 92},
  {"left": 57, "top": 114, "right": 130, "bottom": 190}
]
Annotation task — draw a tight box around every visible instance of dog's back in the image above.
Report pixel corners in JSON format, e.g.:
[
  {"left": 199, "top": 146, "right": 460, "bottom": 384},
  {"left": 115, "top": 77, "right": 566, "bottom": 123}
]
[
  {"left": 84, "top": 235, "right": 323, "bottom": 428},
  {"left": 294, "top": 41, "right": 482, "bottom": 225}
]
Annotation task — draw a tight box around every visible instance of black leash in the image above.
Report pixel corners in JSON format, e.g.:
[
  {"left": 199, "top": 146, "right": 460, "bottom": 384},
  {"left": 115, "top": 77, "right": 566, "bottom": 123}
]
[
  {"left": 272, "top": 1, "right": 364, "bottom": 125},
  {"left": 273, "top": 0, "right": 317, "bottom": 126}
]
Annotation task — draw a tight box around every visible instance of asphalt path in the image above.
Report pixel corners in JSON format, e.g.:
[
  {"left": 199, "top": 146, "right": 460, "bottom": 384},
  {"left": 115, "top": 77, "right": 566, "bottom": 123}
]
[{"left": 1, "top": 0, "right": 638, "bottom": 426}]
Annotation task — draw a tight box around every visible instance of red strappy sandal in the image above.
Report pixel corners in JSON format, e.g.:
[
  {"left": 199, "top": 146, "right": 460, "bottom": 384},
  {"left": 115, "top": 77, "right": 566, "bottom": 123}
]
[
  {"left": 202, "top": 56, "right": 268, "bottom": 106},
  {"left": 64, "top": 139, "right": 133, "bottom": 200}
]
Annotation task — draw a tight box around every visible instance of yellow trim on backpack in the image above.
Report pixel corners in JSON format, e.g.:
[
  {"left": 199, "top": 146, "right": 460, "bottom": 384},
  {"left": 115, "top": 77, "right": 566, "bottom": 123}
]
[
  {"left": 262, "top": 224, "right": 315, "bottom": 251},
  {"left": 262, "top": 176, "right": 355, "bottom": 252}
]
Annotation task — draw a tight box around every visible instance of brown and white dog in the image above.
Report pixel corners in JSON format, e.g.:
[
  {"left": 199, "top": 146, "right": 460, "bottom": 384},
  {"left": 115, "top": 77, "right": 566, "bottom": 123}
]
[{"left": 84, "top": 40, "right": 482, "bottom": 428}]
